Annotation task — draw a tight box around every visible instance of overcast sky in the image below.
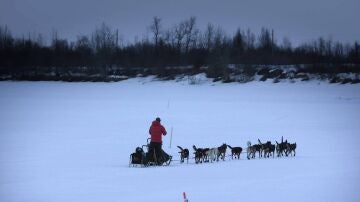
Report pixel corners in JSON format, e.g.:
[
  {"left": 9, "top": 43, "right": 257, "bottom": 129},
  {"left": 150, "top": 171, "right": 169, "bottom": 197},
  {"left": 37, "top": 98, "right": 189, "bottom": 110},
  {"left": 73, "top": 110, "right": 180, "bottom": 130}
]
[{"left": 1, "top": 0, "right": 359, "bottom": 46}]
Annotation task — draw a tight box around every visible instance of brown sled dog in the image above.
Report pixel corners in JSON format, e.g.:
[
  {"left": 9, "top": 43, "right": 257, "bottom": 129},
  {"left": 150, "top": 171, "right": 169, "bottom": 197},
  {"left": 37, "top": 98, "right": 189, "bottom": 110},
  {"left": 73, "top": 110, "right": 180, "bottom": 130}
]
[
  {"left": 193, "top": 145, "right": 207, "bottom": 164},
  {"left": 227, "top": 145, "right": 242, "bottom": 159},
  {"left": 258, "top": 139, "right": 275, "bottom": 158},
  {"left": 177, "top": 146, "right": 189, "bottom": 163},
  {"left": 217, "top": 143, "right": 227, "bottom": 161}
]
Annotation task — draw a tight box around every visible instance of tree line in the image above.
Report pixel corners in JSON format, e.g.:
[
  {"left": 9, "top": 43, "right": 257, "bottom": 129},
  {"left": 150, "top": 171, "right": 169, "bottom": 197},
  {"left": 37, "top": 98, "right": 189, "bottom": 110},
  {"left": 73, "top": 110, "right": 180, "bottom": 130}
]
[{"left": 0, "top": 17, "right": 359, "bottom": 81}]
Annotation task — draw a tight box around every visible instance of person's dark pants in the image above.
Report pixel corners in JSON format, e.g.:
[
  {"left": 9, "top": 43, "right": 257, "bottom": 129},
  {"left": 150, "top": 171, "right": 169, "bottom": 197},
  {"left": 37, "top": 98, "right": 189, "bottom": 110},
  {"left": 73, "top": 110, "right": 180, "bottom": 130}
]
[{"left": 147, "top": 141, "right": 170, "bottom": 165}]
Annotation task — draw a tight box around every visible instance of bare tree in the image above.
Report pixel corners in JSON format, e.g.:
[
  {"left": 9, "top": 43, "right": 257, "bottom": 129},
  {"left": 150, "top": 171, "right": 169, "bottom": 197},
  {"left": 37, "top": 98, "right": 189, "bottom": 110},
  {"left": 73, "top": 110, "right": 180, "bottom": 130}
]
[
  {"left": 333, "top": 41, "right": 344, "bottom": 58},
  {"left": 183, "top": 16, "right": 197, "bottom": 53},
  {"left": 203, "top": 23, "right": 215, "bottom": 51},
  {"left": 325, "top": 37, "right": 333, "bottom": 57},
  {"left": 76, "top": 35, "right": 92, "bottom": 52},
  {"left": 174, "top": 22, "right": 186, "bottom": 52},
  {"left": 317, "top": 37, "right": 326, "bottom": 56},
  {"left": 163, "top": 29, "right": 175, "bottom": 48},
  {"left": 150, "top": 16, "right": 162, "bottom": 47},
  {"left": 91, "top": 22, "right": 117, "bottom": 53}
]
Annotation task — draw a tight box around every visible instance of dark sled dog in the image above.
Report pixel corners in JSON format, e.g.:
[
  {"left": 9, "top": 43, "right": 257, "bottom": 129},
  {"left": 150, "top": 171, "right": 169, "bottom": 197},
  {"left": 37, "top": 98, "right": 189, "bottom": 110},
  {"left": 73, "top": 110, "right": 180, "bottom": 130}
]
[
  {"left": 177, "top": 146, "right": 189, "bottom": 163},
  {"left": 217, "top": 143, "right": 227, "bottom": 161},
  {"left": 286, "top": 142, "right": 297, "bottom": 156},
  {"left": 258, "top": 139, "right": 275, "bottom": 158},
  {"left": 193, "top": 145, "right": 208, "bottom": 164},
  {"left": 227, "top": 145, "right": 242, "bottom": 159},
  {"left": 253, "top": 143, "right": 262, "bottom": 158},
  {"left": 202, "top": 148, "right": 210, "bottom": 162},
  {"left": 275, "top": 137, "right": 288, "bottom": 157},
  {"left": 129, "top": 147, "right": 146, "bottom": 166},
  {"left": 268, "top": 143, "right": 275, "bottom": 158}
]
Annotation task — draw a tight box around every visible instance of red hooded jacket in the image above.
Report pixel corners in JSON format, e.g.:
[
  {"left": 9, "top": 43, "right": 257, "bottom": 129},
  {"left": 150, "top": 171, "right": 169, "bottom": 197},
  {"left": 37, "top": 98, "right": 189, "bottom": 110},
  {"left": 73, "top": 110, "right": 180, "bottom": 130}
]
[{"left": 149, "top": 120, "right": 167, "bottom": 143}]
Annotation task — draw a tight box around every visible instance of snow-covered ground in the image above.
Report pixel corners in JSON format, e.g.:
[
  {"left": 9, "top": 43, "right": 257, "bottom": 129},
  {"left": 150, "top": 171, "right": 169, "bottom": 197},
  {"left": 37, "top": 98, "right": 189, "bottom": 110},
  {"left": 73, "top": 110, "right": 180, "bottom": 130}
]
[{"left": 1, "top": 78, "right": 360, "bottom": 202}]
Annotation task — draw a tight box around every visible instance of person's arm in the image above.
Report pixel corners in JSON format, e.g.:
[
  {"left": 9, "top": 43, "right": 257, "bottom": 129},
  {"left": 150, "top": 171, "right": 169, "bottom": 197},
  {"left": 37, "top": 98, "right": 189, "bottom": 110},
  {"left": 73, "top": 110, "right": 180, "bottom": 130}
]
[{"left": 161, "top": 126, "right": 167, "bottom": 136}]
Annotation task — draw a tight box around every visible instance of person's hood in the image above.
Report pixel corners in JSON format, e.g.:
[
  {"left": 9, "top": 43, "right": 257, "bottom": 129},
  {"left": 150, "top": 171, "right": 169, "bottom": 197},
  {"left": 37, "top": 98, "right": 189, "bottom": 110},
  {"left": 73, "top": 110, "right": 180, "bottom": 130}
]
[{"left": 152, "top": 121, "right": 161, "bottom": 126}]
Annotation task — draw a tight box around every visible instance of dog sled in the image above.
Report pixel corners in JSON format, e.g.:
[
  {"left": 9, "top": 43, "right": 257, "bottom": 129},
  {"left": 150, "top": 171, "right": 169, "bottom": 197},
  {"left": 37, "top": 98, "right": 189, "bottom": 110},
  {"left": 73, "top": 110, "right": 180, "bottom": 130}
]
[{"left": 129, "top": 138, "right": 172, "bottom": 167}]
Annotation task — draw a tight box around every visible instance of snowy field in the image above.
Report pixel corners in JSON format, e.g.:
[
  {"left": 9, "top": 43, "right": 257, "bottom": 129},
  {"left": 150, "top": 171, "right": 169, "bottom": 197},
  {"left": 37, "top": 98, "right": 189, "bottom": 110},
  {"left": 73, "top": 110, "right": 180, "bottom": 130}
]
[{"left": 1, "top": 78, "right": 360, "bottom": 202}]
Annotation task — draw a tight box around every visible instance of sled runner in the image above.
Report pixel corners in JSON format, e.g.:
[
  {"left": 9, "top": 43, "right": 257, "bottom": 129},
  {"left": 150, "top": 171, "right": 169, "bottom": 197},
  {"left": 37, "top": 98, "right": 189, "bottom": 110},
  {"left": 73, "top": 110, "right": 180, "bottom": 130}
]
[{"left": 129, "top": 138, "right": 172, "bottom": 167}]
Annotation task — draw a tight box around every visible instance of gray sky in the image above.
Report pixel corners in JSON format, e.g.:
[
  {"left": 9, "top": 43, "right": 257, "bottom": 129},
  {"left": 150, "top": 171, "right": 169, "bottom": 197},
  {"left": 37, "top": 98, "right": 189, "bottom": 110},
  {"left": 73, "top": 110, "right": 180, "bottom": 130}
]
[{"left": 1, "top": 0, "right": 359, "bottom": 46}]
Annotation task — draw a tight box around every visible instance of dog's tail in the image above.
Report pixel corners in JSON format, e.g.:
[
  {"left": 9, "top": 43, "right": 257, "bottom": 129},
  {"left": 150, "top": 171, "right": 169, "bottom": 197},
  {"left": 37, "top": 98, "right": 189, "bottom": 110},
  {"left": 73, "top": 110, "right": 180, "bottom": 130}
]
[
  {"left": 177, "top": 146, "right": 184, "bottom": 151},
  {"left": 258, "top": 139, "right": 262, "bottom": 145},
  {"left": 193, "top": 145, "right": 197, "bottom": 151},
  {"left": 227, "top": 145, "right": 233, "bottom": 149}
]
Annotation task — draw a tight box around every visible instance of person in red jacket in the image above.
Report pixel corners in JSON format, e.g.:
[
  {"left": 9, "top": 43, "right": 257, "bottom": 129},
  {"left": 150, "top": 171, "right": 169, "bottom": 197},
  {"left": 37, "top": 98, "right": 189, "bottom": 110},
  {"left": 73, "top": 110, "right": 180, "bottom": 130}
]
[
  {"left": 147, "top": 117, "right": 171, "bottom": 165},
  {"left": 149, "top": 117, "right": 167, "bottom": 143}
]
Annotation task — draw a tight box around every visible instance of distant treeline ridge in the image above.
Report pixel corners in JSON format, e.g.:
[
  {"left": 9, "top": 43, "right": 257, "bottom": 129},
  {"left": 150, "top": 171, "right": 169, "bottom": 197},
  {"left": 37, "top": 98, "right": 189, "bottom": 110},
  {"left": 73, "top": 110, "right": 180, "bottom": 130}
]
[{"left": 0, "top": 17, "right": 359, "bottom": 82}]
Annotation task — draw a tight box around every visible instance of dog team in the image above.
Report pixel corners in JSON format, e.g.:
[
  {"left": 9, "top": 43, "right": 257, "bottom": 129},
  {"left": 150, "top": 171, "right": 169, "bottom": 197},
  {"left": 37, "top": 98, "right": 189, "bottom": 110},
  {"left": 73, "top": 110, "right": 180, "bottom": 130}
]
[{"left": 177, "top": 137, "right": 296, "bottom": 164}]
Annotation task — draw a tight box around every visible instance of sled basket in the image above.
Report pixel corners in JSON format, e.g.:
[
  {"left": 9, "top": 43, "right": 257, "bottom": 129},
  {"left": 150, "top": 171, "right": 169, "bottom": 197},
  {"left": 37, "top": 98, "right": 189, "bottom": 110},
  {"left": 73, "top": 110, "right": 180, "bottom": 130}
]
[{"left": 129, "top": 138, "right": 172, "bottom": 167}]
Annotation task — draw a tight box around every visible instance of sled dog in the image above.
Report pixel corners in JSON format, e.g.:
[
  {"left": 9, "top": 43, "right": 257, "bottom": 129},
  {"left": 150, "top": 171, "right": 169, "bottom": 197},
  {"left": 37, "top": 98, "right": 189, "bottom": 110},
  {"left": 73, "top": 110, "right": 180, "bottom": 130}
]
[
  {"left": 247, "top": 141, "right": 256, "bottom": 160},
  {"left": 227, "top": 145, "right": 242, "bottom": 159},
  {"left": 177, "top": 146, "right": 189, "bottom": 163},
  {"left": 193, "top": 145, "right": 205, "bottom": 164},
  {"left": 217, "top": 143, "right": 227, "bottom": 161},
  {"left": 206, "top": 147, "right": 219, "bottom": 162},
  {"left": 286, "top": 142, "right": 297, "bottom": 156}
]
